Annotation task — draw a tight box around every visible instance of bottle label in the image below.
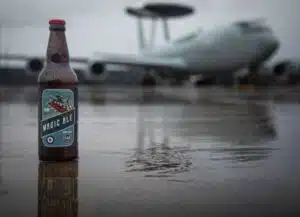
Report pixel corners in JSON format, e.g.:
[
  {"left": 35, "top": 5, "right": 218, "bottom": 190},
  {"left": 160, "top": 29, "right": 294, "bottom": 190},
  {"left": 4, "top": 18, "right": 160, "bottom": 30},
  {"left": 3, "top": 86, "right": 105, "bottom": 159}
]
[{"left": 40, "top": 89, "right": 75, "bottom": 147}]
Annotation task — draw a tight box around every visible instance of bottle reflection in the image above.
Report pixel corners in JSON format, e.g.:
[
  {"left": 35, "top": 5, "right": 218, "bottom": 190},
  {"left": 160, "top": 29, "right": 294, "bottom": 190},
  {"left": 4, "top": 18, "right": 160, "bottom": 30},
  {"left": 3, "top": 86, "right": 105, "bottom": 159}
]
[{"left": 38, "top": 161, "right": 78, "bottom": 217}]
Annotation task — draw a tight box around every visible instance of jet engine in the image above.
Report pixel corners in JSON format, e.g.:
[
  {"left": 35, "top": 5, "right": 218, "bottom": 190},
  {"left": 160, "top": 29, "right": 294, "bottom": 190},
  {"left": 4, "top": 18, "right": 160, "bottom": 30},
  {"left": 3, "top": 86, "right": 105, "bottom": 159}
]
[
  {"left": 272, "top": 61, "right": 300, "bottom": 84},
  {"left": 273, "top": 61, "right": 294, "bottom": 76},
  {"left": 25, "top": 58, "right": 44, "bottom": 76},
  {"left": 88, "top": 61, "right": 109, "bottom": 81}
]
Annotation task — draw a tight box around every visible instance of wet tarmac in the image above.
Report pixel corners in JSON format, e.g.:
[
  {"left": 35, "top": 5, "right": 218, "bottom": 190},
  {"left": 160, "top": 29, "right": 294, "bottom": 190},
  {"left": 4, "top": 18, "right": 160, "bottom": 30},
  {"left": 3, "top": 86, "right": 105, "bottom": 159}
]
[{"left": 0, "top": 86, "right": 300, "bottom": 216}]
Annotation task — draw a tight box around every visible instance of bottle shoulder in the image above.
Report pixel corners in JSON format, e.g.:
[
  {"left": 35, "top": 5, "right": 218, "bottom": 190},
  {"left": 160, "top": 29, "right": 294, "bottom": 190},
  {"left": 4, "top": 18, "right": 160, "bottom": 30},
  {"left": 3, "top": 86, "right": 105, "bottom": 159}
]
[{"left": 38, "top": 63, "right": 78, "bottom": 83}]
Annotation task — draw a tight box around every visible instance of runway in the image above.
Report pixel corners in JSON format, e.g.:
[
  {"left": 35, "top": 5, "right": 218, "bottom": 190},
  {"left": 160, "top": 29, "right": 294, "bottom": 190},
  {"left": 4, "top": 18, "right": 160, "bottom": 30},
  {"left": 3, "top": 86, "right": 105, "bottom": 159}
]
[{"left": 0, "top": 86, "right": 299, "bottom": 216}]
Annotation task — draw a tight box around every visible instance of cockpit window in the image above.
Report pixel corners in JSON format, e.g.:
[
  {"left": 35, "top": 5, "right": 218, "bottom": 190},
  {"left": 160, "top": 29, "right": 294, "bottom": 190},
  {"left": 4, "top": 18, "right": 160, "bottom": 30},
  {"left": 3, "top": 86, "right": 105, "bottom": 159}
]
[{"left": 235, "top": 21, "right": 269, "bottom": 33}]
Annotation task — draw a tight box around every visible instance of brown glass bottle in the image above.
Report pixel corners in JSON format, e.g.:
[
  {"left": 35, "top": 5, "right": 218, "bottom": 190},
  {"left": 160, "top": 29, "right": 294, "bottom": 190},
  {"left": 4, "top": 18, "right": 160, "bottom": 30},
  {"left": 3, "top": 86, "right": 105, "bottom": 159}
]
[
  {"left": 38, "top": 161, "right": 78, "bottom": 217},
  {"left": 38, "top": 19, "right": 78, "bottom": 161}
]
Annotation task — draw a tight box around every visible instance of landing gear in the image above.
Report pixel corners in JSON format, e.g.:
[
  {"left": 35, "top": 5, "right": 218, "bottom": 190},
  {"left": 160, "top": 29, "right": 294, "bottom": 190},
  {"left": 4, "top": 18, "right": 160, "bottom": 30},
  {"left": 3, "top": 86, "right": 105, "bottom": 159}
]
[
  {"left": 248, "top": 70, "right": 259, "bottom": 85},
  {"left": 141, "top": 73, "right": 156, "bottom": 86},
  {"left": 194, "top": 77, "right": 216, "bottom": 87},
  {"left": 237, "top": 66, "right": 260, "bottom": 86},
  {"left": 215, "top": 74, "right": 235, "bottom": 87}
]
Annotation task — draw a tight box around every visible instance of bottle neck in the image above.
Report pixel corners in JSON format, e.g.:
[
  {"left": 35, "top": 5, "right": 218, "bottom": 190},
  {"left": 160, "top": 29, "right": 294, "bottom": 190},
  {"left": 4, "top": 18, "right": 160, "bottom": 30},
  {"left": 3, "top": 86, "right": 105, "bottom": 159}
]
[{"left": 46, "top": 30, "right": 69, "bottom": 64}]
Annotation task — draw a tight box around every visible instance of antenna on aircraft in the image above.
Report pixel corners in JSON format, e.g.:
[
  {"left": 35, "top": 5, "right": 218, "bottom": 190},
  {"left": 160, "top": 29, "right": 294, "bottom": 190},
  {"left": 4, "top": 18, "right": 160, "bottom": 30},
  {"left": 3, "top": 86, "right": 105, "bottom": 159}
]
[{"left": 125, "top": 2, "right": 194, "bottom": 50}]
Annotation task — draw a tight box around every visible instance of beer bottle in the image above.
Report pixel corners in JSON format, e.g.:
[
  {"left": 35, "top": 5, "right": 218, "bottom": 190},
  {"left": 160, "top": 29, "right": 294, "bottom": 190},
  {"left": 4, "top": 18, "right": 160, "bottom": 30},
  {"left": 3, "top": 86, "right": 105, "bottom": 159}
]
[
  {"left": 38, "top": 19, "right": 78, "bottom": 161},
  {"left": 38, "top": 161, "right": 78, "bottom": 217}
]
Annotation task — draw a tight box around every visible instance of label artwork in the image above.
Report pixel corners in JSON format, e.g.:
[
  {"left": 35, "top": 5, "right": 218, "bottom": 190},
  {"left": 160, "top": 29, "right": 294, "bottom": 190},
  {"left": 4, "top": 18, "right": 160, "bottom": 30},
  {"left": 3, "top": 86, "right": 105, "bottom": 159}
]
[{"left": 41, "top": 89, "right": 75, "bottom": 147}]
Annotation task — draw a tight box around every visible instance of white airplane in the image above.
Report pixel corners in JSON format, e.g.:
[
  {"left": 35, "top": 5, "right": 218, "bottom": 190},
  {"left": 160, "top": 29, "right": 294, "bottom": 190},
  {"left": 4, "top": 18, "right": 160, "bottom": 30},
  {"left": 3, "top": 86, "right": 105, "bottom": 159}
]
[{"left": 0, "top": 2, "right": 280, "bottom": 85}]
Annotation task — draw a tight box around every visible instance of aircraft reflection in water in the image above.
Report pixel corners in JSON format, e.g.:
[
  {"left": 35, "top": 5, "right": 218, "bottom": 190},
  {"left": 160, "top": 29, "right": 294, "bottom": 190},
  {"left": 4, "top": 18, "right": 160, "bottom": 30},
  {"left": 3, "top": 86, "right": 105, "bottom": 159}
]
[
  {"left": 175, "top": 101, "right": 277, "bottom": 162},
  {"left": 0, "top": 102, "right": 8, "bottom": 196},
  {"left": 17, "top": 86, "right": 278, "bottom": 175},
  {"left": 125, "top": 92, "right": 193, "bottom": 177},
  {"left": 0, "top": 119, "right": 8, "bottom": 196},
  {"left": 124, "top": 92, "right": 277, "bottom": 176},
  {"left": 38, "top": 161, "right": 78, "bottom": 217}
]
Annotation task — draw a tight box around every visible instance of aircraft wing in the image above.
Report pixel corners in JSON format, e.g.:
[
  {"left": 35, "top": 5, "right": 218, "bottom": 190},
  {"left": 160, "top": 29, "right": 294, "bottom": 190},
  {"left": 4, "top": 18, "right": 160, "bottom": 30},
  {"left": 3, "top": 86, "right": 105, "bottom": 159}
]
[
  {"left": 1, "top": 53, "right": 188, "bottom": 73},
  {"left": 0, "top": 54, "right": 89, "bottom": 63},
  {"left": 92, "top": 53, "right": 188, "bottom": 70}
]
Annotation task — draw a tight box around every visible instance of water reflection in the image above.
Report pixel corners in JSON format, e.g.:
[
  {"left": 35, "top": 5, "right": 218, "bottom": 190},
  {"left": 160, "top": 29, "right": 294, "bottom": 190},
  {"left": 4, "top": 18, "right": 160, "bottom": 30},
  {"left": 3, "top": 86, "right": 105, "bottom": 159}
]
[
  {"left": 0, "top": 143, "right": 4, "bottom": 196},
  {"left": 86, "top": 86, "right": 106, "bottom": 104},
  {"left": 176, "top": 101, "right": 277, "bottom": 162},
  {"left": 126, "top": 87, "right": 192, "bottom": 177},
  {"left": 38, "top": 161, "right": 78, "bottom": 217},
  {"left": 2, "top": 85, "right": 300, "bottom": 105},
  {"left": 0, "top": 104, "right": 8, "bottom": 196},
  {"left": 18, "top": 86, "right": 158, "bottom": 105},
  {"left": 86, "top": 86, "right": 192, "bottom": 105},
  {"left": 1, "top": 86, "right": 278, "bottom": 171},
  {"left": 126, "top": 103, "right": 192, "bottom": 177},
  {"left": 126, "top": 94, "right": 277, "bottom": 173},
  {"left": 0, "top": 87, "right": 23, "bottom": 103}
]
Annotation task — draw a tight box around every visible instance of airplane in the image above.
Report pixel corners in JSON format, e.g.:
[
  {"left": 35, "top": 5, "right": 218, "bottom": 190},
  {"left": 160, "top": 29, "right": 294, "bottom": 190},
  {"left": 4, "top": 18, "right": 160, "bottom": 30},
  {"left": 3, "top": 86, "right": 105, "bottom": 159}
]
[{"left": 0, "top": 2, "right": 280, "bottom": 86}]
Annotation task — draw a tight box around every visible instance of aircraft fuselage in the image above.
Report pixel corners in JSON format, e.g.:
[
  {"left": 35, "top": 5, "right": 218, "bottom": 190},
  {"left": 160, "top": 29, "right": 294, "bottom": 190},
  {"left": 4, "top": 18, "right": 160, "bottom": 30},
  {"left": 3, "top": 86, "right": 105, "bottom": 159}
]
[{"left": 141, "top": 22, "right": 279, "bottom": 76}]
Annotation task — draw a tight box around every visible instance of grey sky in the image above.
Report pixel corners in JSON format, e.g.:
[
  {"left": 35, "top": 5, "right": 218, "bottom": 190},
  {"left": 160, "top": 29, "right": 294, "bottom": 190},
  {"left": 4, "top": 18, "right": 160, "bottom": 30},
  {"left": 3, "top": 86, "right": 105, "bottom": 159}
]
[{"left": 0, "top": 0, "right": 299, "bottom": 62}]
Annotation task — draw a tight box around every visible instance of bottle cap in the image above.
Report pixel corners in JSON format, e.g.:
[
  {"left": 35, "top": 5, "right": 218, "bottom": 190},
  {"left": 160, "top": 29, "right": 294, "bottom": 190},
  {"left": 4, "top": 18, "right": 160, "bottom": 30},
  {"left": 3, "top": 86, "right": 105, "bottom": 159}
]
[{"left": 49, "top": 19, "right": 66, "bottom": 25}]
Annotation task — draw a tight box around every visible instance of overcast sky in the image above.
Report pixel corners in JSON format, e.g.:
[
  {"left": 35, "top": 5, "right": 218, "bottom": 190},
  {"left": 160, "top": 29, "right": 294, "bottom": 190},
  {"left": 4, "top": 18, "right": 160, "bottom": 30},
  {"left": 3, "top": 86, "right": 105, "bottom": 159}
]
[{"left": 0, "top": 0, "right": 300, "bottom": 62}]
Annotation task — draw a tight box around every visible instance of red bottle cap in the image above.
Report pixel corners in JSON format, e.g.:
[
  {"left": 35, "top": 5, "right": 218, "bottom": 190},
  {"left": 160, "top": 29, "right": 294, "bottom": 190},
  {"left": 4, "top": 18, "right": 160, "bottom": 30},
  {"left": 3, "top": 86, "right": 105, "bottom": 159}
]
[{"left": 49, "top": 19, "right": 66, "bottom": 25}]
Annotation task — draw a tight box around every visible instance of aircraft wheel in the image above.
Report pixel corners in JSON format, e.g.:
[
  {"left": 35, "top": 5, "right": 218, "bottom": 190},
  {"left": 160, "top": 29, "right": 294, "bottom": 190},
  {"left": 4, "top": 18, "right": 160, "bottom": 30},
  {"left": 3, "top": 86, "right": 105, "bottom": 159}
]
[
  {"left": 141, "top": 74, "right": 156, "bottom": 86},
  {"left": 194, "top": 77, "right": 216, "bottom": 87}
]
